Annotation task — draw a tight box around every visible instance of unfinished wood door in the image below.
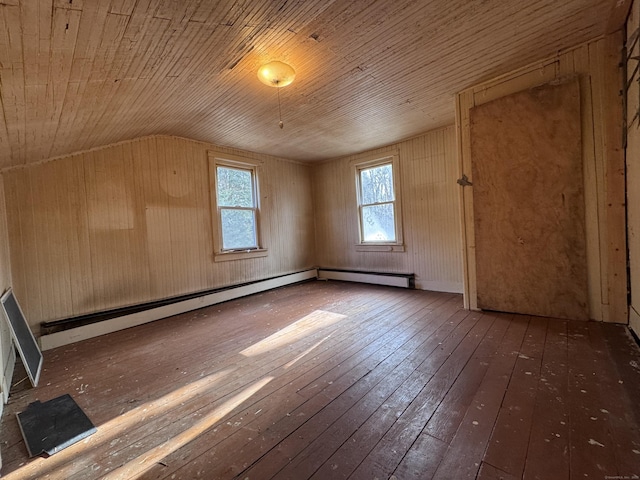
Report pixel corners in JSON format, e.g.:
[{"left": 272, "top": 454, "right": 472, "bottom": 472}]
[{"left": 470, "top": 78, "right": 589, "bottom": 320}]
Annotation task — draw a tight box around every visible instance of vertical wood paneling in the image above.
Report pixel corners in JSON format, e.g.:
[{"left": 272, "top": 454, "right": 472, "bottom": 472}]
[
  {"left": 627, "top": 0, "right": 640, "bottom": 333},
  {"left": 313, "top": 126, "right": 463, "bottom": 293},
  {"left": 0, "top": 176, "right": 15, "bottom": 405},
  {"left": 2, "top": 135, "right": 315, "bottom": 328},
  {"left": 457, "top": 36, "right": 627, "bottom": 322}
]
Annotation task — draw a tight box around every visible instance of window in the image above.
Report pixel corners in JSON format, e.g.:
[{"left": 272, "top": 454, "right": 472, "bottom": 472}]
[
  {"left": 209, "top": 152, "right": 267, "bottom": 261},
  {"left": 216, "top": 165, "right": 258, "bottom": 250},
  {"left": 355, "top": 154, "right": 404, "bottom": 251}
]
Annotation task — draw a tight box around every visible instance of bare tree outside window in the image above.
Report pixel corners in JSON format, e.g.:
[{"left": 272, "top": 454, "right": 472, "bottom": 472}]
[
  {"left": 358, "top": 163, "right": 397, "bottom": 242},
  {"left": 216, "top": 166, "right": 258, "bottom": 250}
]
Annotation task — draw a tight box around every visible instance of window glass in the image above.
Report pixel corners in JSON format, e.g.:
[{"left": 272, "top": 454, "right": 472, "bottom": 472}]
[
  {"left": 362, "top": 203, "right": 396, "bottom": 242},
  {"left": 357, "top": 161, "right": 398, "bottom": 243},
  {"left": 220, "top": 209, "right": 257, "bottom": 249},
  {"left": 216, "top": 167, "right": 254, "bottom": 207},
  {"left": 360, "top": 164, "right": 394, "bottom": 204},
  {"left": 216, "top": 165, "right": 258, "bottom": 250}
]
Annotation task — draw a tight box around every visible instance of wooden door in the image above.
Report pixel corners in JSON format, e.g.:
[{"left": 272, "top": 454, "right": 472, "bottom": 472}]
[{"left": 470, "top": 78, "right": 589, "bottom": 320}]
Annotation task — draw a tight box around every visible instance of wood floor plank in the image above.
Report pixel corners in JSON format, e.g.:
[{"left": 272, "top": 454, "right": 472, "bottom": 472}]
[
  {"left": 431, "top": 314, "right": 530, "bottom": 480},
  {"left": 391, "top": 433, "right": 449, "bottom": 480},
  {"left": 2, "top": 284, "right": 410, "bottom": 474},
  {"left": 482, "top": 316, "right": 547, "bottom": 477},
  {"left": 181, "top": 296, "right": 466, "bottom": 480},
  {"left": 310, "top": 311, "right": 493, "bottom": 480},
  {"left": 583, "top": 322, "right": 640, "bottom": 477},
  {"left": 421, "top": 313, "right": 511, "bottom": 444},
  {"left": 127, "top": 292, "right": 458, "bottom": 478},
  {"left": 0, "top": 282, "right": 638, "bottom": 480},
  {"left": 10, "top": 285, "right": 424, "bottom": 478},
  {"left": 566, "top": 321, "right": 621, "bottom": 479},
  {"left": 476, "top": 461, "right": 519, "bottom": 480},
  {"left": 350, "top": 312, "right": 506, "bottom": 480},
  {"left": 522, "top": 319, "right": 571, "bottom": 480}
]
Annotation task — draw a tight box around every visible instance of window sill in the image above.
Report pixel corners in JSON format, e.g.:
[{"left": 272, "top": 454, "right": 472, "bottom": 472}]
[
  {"left": 355, "top": 244, "right": 405, "bottom": 252},
  {"left": 214, "top": 249, "right": 268, "bottom": 262}
]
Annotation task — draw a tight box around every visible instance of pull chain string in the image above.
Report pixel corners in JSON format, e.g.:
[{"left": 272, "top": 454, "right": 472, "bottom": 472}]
[{"left": 277, "top": 86, "right": 284, "bottom": 129}]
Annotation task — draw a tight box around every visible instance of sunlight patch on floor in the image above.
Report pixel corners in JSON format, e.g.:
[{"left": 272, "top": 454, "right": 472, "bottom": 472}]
[
  {"left": 3, "top": 369, "right": 233, "bottom": 480},
  {"left": 285, "top": 336, "right": 332, "bottom": 369},
  {"left": 240, "top": 310, "right": 347, "bottom": 358},
  {"left": 100, "top": 376, "right": 274, "bottom": 479}
]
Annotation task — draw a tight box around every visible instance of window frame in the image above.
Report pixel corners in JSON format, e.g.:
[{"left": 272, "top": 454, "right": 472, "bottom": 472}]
[
  {"left": 208, "top": 152, "right": 267, "bottom": 262},
  {"left": 354, "top": 153, "right": 404, "bottom": 252}
]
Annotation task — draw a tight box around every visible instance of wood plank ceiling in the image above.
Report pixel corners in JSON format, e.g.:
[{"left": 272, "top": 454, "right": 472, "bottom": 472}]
[{"left": 0, "top": 0, "right": 625, "bottom": 167}]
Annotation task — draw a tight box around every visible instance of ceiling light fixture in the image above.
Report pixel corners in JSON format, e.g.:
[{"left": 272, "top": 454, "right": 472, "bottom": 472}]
[{"left": 257, "top": 61, "right": 295, "bottom": 129}]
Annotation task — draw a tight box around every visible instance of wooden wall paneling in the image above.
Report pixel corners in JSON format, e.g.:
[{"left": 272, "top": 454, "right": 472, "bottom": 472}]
[
  {"left": 628, "top": 0, "right": 640, "bottom": 334},
  {"left": 20, "top": 168, "right": 43, "bottom": 324},
  {"left": 399, "top": 130, "right": 462, "bottom": 292},
  {"left": 312, "top": 126, "right": 463, "bottom": 293},
  {"left": 118, "top": 142, "right": 140, "bottom": 304},
  {"left": 265, "top": 158, "right": 282, "bottom": 269},
  {"left": 40, "top": 159, "right": 73, "bottom": 320},
  {"left": 156, "top": 136, "right": 178, "bottom": 295},
  {"left": 602, "top": 31, "right": 628, "bottom": 323},
  {"left": 83, "top": 149, "right": 105, "bottom": 313},
  {"left": 128, "top": 139, "right": 153, "bottom": 303},
  {"left": 312, "top": 161, "right": 343, "bottom": 269},
  {"left": 142, "top": 137, "right": 173, "bottom": 299},
  {"left": 432, "top": 129, "right": 461, "bottom": 291},
  {"left": 159, "top": 136, "right": 202, "bottom": 297},
  {"left": 189, "top": 139, "right": 214, "bottom": 286},
  {"left": 172, "top": 139, "right": 196, "bottom": 292},
  {"left": 88, "top": 144, "right": 137, "bottom": 312},
  {"left": 66, "top": 152, "right": 95, "bottom": 316},
  {"left": 95, "top": 145, "right": 121, "bottom": 310},
  {"left": 403, "top": 137, "right": 428, "bottom": 282},
  {"left": 0, "top": 175, "right": 16, "bottom": 407},
  {"left": 1, "top": 135, "right": 315, "bottom": 326},
  {"left": 456, "top": 92, "right": 475, "bottom": 309},
  {"left": 570, "top": 42, "right": 605, "bottom": 322},
  {"left": 587, "top": 40, "right": 612, "bottom": 321},
  {"left": 116, "top": 142, "right": 142, "bottom": 305},
  {"left": 184, "top": 140, "right": 207, "bottom": 289},
  {"left": 0, "top": 174, "right": 14, "bottom": 479},
  {"left": 3, "top": 171, "right": 28, "bottom": 321}
]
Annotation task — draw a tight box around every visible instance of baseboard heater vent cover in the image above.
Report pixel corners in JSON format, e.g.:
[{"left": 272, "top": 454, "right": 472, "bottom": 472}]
[
  {"left": 39, "top": 269, "right": 317, "bottom": 351},
  {"left": 317, "top": 268, "right": 414, "bottom": 289}
]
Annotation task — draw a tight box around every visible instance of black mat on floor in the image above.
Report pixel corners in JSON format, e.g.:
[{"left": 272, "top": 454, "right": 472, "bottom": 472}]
[{"left": 16, "top": 393, "right": 97, "bottom": 457}]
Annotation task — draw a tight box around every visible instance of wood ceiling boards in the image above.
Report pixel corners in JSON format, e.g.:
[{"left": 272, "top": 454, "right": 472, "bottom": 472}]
[{"left": 0, "top": 0, "right": 620, "bottom": 167}]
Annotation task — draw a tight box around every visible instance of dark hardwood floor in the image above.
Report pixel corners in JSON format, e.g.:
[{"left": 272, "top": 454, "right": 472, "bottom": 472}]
[{"left": 1, "top": 280, "right": 639, "bottom": 479}]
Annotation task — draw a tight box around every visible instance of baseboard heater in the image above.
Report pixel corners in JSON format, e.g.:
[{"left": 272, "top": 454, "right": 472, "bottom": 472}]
[
  {"left": 39, "top": 269, "right": 318, "bottom": 351},
  {"left": 317, "top": 268, "right": 415, "bottom": 289}
]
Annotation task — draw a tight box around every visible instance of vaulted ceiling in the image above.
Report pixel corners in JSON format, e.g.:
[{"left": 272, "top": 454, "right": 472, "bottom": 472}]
[{"left": 0, "top": 0, "right": 628, "bottom": 167}]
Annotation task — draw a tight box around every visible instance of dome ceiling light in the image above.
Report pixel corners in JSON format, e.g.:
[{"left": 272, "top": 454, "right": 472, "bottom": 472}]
[{"left": 257, "top": 61, "right": 295, "bottom": 129}]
